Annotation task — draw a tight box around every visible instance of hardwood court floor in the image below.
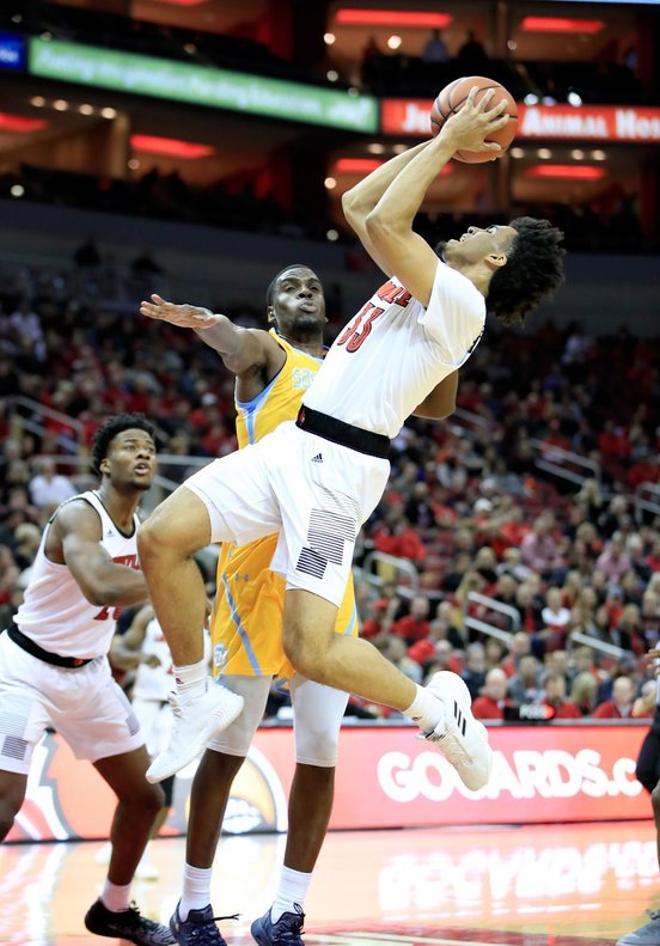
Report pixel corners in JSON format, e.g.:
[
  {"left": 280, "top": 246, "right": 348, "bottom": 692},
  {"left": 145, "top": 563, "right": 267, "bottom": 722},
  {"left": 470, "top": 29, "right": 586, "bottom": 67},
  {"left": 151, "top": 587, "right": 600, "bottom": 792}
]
[{"left": 0, "top": 820, "right": 657, "bottom": 945}]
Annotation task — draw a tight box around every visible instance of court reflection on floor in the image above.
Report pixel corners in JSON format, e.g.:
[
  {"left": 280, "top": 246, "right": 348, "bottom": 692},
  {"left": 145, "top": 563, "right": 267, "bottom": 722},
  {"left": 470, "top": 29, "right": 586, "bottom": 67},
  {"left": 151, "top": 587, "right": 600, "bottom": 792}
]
[{"left": 0, "top": 821, "right": 656, "bottom": 945}]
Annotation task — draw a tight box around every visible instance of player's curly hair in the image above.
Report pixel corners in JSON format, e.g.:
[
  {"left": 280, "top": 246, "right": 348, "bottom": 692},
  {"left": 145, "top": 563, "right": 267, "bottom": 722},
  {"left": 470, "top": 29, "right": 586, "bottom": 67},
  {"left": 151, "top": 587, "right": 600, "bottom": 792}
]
[
  {"left": 91, "top": 413, "right": 156, "bottom": 476},
  {"left": 487, "top": 217, "right": 565, "bottom": 326}
]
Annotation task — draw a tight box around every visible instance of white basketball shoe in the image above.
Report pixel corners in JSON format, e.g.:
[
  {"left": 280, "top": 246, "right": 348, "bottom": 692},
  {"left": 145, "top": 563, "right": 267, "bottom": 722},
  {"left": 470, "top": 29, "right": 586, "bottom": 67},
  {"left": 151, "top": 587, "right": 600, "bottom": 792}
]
[
  {"left": 421, "top": 670, "right": 493, "bottom": 791},
  {"left": 146, "top": 682, "right": 244, "bottom": 783}
]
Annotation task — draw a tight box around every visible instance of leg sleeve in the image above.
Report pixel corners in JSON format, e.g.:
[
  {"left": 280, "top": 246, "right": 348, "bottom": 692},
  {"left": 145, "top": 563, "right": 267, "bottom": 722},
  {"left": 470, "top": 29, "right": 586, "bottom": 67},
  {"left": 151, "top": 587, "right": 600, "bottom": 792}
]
[
  {"left": 290, "top": 674, "right": 349, "bottom": 768},
  {"left": 206, "top": 676, "right": 271, "bottom": 758}
]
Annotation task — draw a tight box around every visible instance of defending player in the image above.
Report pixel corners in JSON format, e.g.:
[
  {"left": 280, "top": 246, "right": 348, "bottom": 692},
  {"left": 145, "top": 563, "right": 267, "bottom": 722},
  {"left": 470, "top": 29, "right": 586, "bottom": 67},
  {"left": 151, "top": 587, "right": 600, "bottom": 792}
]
[
  {"left": 0, "top": 414, "right": 174, "bottom": 946},
  {"left": 138, "top": 89, "right": 565, "bottom": 798},
  {"left": 142, "top": 265, "right": 458, "bottom": 945}
]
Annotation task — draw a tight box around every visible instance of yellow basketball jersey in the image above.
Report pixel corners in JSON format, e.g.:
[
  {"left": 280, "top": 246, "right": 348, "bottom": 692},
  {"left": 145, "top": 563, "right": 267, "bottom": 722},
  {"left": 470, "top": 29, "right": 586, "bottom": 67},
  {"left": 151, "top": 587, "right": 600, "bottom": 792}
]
[
  {"left": 211, "top": 330, "right": 358, "bottom": 681},
  {"left": 235, "top": 330, "right": 322, "bottom": 448}
]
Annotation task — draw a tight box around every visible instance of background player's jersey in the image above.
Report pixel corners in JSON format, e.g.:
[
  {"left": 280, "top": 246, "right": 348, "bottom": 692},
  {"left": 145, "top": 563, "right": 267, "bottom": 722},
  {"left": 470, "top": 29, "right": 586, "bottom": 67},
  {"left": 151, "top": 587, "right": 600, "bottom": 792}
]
[
  {"left": 15, "top": 491, "right": 141, "bottom": 659},
  {"left": 211, "top": 330, "right": 358, "bottom": 680},
  {"left": 132, "top": 617, "right": 174, "bottom": 702},
  {"left": 304, "top": 261, "right": 486, "bottom": 438}
]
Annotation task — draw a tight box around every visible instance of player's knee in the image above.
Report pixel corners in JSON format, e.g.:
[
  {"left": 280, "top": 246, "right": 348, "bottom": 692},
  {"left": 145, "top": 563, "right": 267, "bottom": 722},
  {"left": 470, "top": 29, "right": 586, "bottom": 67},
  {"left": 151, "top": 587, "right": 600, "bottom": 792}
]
[
  {"left": 123, "top": 780, "right": 164, "bottom": 818},
  {"left": 137, "top": 516, "right": 169, "bottom": 564},
  {"left": 296, "top": 725, "right": 340, "bottom": 767},
  {"left": 284, "top": 621, "right": 335, "bottom": 685}
]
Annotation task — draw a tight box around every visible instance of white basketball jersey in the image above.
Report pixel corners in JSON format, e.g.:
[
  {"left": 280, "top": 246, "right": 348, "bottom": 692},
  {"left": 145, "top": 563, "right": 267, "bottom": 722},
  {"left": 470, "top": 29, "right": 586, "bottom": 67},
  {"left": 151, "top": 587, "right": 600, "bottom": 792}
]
[
  {"left": 15, "top": 491, "right": 141, "bottom": 659},
  {"left": 304, "top": 261, "right": 486, "bottom": 438},
  {"left": 132, "top": 618, "right": 174, "bottom": 702}
]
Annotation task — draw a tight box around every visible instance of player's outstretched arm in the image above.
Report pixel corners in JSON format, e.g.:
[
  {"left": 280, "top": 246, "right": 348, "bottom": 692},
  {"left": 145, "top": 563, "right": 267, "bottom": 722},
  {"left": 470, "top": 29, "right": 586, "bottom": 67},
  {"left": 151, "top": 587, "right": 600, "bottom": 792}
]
[
  {"left": 365, "top": 89, "right": 508, "bottom": 304},
  {"left": 57, "top": 501, "right": 149, "bottom": 607},
  {"left": 342, "top": 142, "right": 430, "bottom": 275},
  {"left": 413, "top": 371, "right": 458, "bottom": 419},
  {"left": 110, "top": 604, "right": 157, "bottom": 671},
  {"left": 139, "top": 294, "right": 282, "bottom": 375}
]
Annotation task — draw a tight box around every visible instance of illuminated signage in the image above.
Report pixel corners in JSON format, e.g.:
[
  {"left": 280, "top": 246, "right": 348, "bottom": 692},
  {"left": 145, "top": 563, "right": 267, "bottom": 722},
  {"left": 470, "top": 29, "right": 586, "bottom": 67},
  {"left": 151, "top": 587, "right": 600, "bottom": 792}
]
[
  {"left": 381, "top": 99, "right": 660, "bottom": 143},
  {"left": 28, "top": 38, "right": 379, "bottom": 133},
  {"left": 0, "top": 32, "right": 26, "bottom": 72}
]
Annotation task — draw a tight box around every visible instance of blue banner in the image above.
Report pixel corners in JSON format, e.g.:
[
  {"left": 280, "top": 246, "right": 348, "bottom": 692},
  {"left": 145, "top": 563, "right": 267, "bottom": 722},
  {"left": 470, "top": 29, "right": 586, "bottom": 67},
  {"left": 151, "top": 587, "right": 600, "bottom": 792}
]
[{"left": 0, "top": 32, "right": 26, "bottom": 71}]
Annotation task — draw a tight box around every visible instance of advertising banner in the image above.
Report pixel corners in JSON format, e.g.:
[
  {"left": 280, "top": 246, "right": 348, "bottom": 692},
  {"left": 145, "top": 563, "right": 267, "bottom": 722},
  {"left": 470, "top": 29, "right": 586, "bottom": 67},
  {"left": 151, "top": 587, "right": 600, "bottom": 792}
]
[
  {"left": 28, "top": 38, "right": 378, "bottom": 133},
  {"left": 381, "top": 99, "right": 660, "bottom": 143},
  {"left": 7, "top": 723, "right": 650, "bottom": 842},
  {"left": 0, "top": 32, "right": 26, "bottom": 72}
]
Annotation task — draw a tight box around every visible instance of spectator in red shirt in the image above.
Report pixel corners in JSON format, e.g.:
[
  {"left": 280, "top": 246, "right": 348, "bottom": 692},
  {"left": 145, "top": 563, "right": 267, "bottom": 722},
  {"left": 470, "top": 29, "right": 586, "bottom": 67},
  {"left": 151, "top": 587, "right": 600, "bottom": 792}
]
[
  {"left": 391, "top": 596, "right": 431, "bottom": 644},
  {"left": 420, "top": 639, "right": 463, "bottom": 678},
  {"left": 498, "top": 506, "right": 530, "bottom": 552},
  {"left": 593, "top": 675, "right": 636, "bottom": 719},
  {"left": 373, "top": 520, "right": 426, "bottom": 562},
  {"left": 542, "top": 672, "right": 582, "bottom": 719},
  {"left": 360, "top": 599, "right": 390, "bottom": 640},
  {"left": 598, "top": 421, "right": 630, "bottom": 460},
  {"left": 472, "top": 668, "right": 510, "bottom": 720}
]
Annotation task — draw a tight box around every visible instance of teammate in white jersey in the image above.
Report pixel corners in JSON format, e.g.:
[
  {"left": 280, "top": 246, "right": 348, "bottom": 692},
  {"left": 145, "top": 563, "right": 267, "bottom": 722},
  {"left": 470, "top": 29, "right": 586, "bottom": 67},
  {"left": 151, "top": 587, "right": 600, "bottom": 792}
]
[
  {"left": 108, "top": 600, "right": 211, "bottom": 883},
  {"left": 109, "top": 604, "right": 176, "bottom": 881},
  {"left": 137, "top": 90, "right": 565, "bottom": 793},
  {"left": 0, "top": 413, "right": 175, "bottom": 946}
]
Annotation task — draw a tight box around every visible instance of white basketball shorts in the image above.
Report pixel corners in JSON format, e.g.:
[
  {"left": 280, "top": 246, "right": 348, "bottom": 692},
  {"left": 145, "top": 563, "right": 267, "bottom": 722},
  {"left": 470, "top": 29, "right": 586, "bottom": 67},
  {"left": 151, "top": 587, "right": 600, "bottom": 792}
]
[
  {"left": 185, "top": 421, "right": 390, "bottom": 607},
  {"left": 0, "top": 633, "right": 144, "bottom": 775}
]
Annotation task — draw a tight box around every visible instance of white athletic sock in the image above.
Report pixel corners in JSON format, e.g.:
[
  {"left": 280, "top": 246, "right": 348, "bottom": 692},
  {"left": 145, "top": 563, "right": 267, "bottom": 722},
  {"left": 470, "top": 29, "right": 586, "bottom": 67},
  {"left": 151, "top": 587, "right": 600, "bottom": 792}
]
[
  {"left": 403, "top": 684, "right": 446, "bottom": 734},
  {"left": 179, "top": 863, "right": 213, "bottom": 920},
  {"left": 100, "top": 878, "right": 131, "bottom": 913},
  {"left": 173, "top": 658, "right": 207, "bottom": 703},
  {"left": 270, "top": 866, "right": 312, "bottom": 922}
]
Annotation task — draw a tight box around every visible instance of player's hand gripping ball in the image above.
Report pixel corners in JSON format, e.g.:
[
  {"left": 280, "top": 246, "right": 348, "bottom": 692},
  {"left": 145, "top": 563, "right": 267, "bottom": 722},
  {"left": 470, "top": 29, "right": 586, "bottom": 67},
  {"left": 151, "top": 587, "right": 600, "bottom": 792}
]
[{"left": 431, "top": 75, "right": 518, "bottom": 163}]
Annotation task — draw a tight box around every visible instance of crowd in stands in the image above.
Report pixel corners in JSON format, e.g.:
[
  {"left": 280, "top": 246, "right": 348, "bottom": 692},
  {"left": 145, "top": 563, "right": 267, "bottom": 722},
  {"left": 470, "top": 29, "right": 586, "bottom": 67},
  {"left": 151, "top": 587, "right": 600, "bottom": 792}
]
[
  {"left": 358, "top": 30, "right": 647, "bottom": 105},
  {"left": 3, "top": 5, "right": 650, "bottom": 105},
  {"left": 0, "top": 262, "right": 658, "bottom": 722},
  {"left": 2, "top": 166, "right": 653, "bottom": 256}
]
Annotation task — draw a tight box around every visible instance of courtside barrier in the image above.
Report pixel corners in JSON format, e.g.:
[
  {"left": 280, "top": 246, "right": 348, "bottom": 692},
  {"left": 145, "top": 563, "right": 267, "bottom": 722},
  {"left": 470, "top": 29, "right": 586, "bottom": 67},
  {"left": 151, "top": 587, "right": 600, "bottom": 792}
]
[{"left": 7, "top": 721, "right": 650, "bottom": 842}]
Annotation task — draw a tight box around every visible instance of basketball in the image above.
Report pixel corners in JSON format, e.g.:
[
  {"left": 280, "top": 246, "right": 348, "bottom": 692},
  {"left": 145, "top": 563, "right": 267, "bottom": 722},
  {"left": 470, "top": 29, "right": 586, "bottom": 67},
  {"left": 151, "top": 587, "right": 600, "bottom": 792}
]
[{"left": 430, "top": 75, "right": 518, "bottom": 163}]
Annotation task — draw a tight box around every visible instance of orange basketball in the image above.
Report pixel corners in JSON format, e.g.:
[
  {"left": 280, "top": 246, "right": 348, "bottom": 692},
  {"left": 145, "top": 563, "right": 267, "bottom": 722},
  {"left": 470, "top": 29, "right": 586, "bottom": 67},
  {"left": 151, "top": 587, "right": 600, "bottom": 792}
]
[{"left": 430, "top": 75, "right": 518, "bottom": 164}]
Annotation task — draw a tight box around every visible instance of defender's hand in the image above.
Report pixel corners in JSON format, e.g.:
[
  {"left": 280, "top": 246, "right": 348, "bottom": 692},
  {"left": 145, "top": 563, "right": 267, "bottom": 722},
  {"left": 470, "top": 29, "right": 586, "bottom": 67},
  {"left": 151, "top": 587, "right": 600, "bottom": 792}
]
[
  {"left": 438, "top": 87, "right": 510, "bottom": 156},
  {"left": 140, "top": 294, "right": 221, "bottom": 329}
]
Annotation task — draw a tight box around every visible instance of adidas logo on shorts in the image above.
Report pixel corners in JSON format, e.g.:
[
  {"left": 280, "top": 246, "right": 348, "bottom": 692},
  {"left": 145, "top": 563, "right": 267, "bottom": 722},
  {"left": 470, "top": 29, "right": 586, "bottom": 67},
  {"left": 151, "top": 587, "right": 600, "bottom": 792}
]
[{"left": 311, "top": 453, "right": 323, "bottom": 463}]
